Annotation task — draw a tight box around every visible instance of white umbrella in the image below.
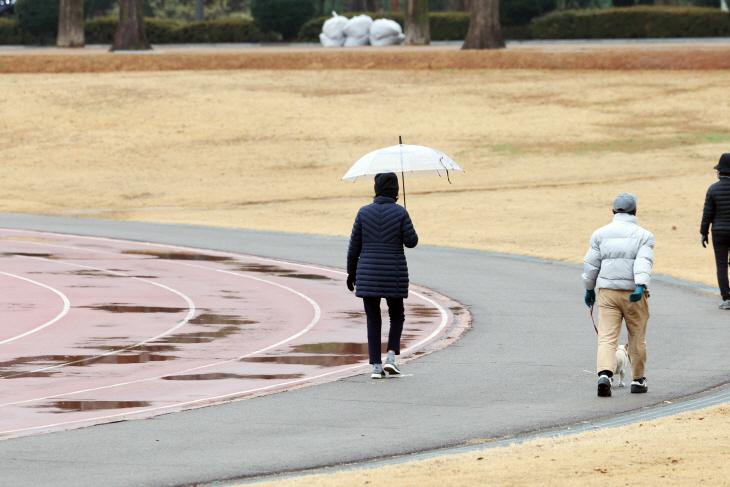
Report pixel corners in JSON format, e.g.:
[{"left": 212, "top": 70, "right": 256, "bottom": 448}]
[{"left": 342, "top": 137, "right": 464, "bottom": 208}]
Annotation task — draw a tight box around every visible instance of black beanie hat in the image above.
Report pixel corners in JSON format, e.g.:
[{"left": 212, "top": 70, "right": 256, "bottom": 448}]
[
  {"left": 374, "top": 172, "right": 399, "bottom": 199},
  {"left": 714, "top": 153, "right": 730, "bottom": 172}
]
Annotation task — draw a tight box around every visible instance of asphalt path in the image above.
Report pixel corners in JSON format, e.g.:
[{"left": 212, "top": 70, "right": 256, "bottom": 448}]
[{"left": 0, "top": 213, "right": 728, "bottom": 487}]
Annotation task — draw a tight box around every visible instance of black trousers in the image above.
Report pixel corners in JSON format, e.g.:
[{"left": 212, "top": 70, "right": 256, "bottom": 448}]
[
  {"left": 712, "top": 234, "right": 730, "bottom": 301},
  {"left": 363, "top": 297, "right": 404, "bottom": 364}
]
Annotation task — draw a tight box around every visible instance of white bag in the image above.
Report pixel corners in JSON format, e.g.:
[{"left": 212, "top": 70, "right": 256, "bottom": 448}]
[
  {"left": 343, "top": 14, "right": 373, "bottom": 47},
  {"left": 322, "top": 12, "right": 348, "bottom": 40},
  {"left": 320, "top": 33, "right": 345, "bottom": 47},
  {"left": 369, "top": 18, "right": 404, "bottom": 46},
  {"left": 320, "top": 12, "right": 347, "bottom": 47}
]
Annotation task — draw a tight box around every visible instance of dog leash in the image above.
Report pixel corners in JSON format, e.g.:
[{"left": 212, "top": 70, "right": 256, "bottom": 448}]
[{"left": 589, "top": 305, "right": 598, "bottom": 335}]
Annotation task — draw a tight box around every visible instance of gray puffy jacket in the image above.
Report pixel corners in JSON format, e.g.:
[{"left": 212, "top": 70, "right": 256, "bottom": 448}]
[{"left": 582, "top": 213, "right": 655, "bottom": 291}]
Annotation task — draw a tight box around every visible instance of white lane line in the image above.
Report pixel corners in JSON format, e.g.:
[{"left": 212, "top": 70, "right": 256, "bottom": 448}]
[
  {"left": 401, "top": 290, "right": 449, "bottom": 353},
  {"left": 0, "top": 257, "right": 195, "bottom": 378},
  {"left": 3, "top": 232, "right": 450, "bottom": 362},
  {"left": 0, "top": 264, "right": 322, "bottom": 408},
  {"left": 0, "top": 230, "right": 447, "bottom": 417},
  {"left": 0, "top": 271, "right": 71, "bottom": 345},
  {"left": 0, "top": 228, "right": 346, "bottom": 276}
]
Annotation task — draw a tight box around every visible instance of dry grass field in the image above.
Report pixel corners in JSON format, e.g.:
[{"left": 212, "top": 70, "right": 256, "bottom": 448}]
[
  {"left": 3, "top": 67, "right": 730, "bottom": 485},
  {"left": 254, "top": 403, "right": 730, "bottom": 487},
  {"left": 2, "top": 69, "right": 729, "bottom": 286}
]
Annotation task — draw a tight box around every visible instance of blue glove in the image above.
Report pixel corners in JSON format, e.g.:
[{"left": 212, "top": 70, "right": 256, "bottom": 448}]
[
  {"left": 629, "top": 285, "right": 645, "bottom": 302},
  {"left": 584, "top": 289, "right": 596, "bottom": 307}
]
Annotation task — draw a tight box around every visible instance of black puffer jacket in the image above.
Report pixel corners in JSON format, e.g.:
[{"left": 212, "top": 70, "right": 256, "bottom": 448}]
[
  {"left": 347, "top": 196, "right": 418, "bottom": 298},
  {"left": 701, "top": 178, "right": 730, "bottom": 236}
]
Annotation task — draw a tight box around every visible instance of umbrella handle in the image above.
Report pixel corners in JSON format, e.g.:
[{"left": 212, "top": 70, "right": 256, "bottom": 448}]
[
  {"left": 402, "top": 170, "right": 406, "bottom": 210},
  {"left": 399, "top": 136, "right": 406, "bottom": 209}
]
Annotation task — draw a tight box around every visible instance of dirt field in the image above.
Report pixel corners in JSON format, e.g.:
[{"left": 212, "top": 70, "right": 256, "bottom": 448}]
[
  {"left": 2, "top": 42, "right": 730, "bottom": 72},
  {"left": 3, "top": 67, "right": 730, "bottom": 485},
  {"left": 253, "top": 403, "right": 730, "bottom": 487}
]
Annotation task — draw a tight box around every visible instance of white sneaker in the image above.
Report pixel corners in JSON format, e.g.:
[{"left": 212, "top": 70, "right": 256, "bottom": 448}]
[
  {"left": 719, "top": 300, "right": 730, "bottom": 309},
  {"left": 383, "top": 361, "right": 401, "bottom": 375},
  {"left": 371, "top": 364, "right": 385, "bottom": 379}
]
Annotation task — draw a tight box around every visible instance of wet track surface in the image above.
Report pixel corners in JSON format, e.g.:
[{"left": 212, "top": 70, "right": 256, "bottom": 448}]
[
  {"left": 0, "top": 215, "right": 727, "bottom": 487},
  {"left": 0, "top": 229, "right": 456, "bottom": 437}
]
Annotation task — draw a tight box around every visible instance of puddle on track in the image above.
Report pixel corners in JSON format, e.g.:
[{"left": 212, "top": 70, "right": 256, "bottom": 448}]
[
  {"left": 241, "top": 355, "right": 366, "bottom": 367},
  {"left": 234, "top": 263, "right": 333, "bottom": 281},
  {"left": 292, "top": 343, "right": 370, "bottom": 355},
  {"left": 0, "top": 353, "right": 179, "bottom": 377},
  {"left": 122, "top": 250, "right": 231, "bottom": 261},
  {"left": 162, "top": 373, "right": 306, "bottom": 381},
  {"left": 33, "top": 400, "right": 152, "bottom": 413},
  {"left": 154, "top": 325, "right": 244, "bottom": 344},
  {"left": 189, "top": 313, "right": 257, "bottom": 326},
  {"left": 1, "top": 252, "right": 59, "bottom": 259},
  {"left": 81, "top": 305, "right": 189, "bottom": 313}
]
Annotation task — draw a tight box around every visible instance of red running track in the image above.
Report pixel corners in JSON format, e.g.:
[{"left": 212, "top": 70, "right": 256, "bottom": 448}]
[{"left": 0, "top": 229, "right": 462, "bottom": 438}]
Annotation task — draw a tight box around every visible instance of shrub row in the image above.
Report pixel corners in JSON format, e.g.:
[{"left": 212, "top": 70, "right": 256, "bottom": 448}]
[
  {"left": 0, "top": 18, "right": 34, "bottom": 45},
  {"left": 530, "top": 6, "right": 730, "bottom": 39},
  {"left": 3, "top": 6, "right": 729, "bottom": 45},
  {"left": 85, "top": 17, "right": 278, "bottom": 44},
  {"left": 0, "top": 17, "right": 277, "bottom": 45}
]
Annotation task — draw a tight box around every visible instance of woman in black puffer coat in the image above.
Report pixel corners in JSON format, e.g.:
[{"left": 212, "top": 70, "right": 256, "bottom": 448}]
[{"left": 347, "top": 172, "right": 418, "bottom": 379}]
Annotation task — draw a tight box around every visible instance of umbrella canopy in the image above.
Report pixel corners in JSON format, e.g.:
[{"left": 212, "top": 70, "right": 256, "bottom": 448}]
[{"left": 342, "top": 144, "right": 464, "bottom": 182}]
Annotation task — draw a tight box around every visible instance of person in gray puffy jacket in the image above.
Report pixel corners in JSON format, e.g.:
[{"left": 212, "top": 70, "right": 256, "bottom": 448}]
[{"left": 582, "top": 193, "right": 654, "bottom": 398}]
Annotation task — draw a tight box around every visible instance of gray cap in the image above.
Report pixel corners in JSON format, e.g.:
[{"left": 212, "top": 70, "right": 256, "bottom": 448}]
[{"left": 613, "top": 193, "right": 637, "bottom": 213}]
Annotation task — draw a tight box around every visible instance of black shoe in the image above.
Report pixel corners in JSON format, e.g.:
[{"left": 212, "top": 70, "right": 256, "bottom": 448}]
[
  {"left": 631, "top": 377, "right": 648, "bottom": 393},
  {"left": 597, "top": 375, "right": 612, "bottom": 397}
]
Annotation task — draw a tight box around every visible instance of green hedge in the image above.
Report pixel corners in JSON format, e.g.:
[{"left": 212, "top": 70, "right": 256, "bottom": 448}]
[
  {"left": 84, "top": 17, "right": 276, "bottom": 44},
  {"left": 180, "top": 18, "right": 277, "bottom": 43},
  {"left": 530, "top": 6, "right": 730, "bottom": 39},
  {"left": 0, "top": 18, "right": 32, "bottom": 45},
  {"left": 0, "top": 17, "right": 276, "bottom": 45}
]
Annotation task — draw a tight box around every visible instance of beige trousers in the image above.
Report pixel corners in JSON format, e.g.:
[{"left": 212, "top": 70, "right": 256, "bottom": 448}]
[{"left": 597, "top": 288, "right": 650, "bottom": 380}]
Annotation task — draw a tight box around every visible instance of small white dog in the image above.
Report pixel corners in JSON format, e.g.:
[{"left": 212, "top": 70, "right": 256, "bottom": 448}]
[{"left": 612, "top": 344, "right": 630, "bottom": 387}]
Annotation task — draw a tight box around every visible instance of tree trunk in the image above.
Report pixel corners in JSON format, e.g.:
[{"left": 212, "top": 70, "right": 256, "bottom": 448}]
[
  {"left": 448, "top": 0, "right": 469, "bottom": 12},
  {"left": 405, "top": 0, "right": 429, "bottom": 45},
  {"left": 57, "top": 0, "right": 85, "bottom": 48},
  {"left": 112, "top": 0, "right": 151, "bottom": 51},
  {"left": 365, "top": 0, "right": 378, "bottom": 11},
  {"left": 348, "top": 0, "right": 365, "bottom": 11},
  {"left": 612, "top": 0, "right": 635, "bottom": 6},
  {"left": 462, "top": 0, "right": 503, "bottom": 50},
  {"left": 391, "top": 0, "right": 399, "bottom": 11}
]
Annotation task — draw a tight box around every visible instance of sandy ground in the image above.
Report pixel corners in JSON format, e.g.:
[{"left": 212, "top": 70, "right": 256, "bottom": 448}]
[
  {"left": 254, "top": 403, "right": 730, "bottom": 487},
  {"left": 2, "top": 69, "right": 728, "bottom": 286},
  {"left": 3, "top": 68, "right": 730, "bottom": 485}
]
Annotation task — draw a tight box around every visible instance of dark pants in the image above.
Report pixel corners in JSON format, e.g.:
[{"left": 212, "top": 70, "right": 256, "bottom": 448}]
[
  {"left": 363, "top": 297, "right": 404, "bottom": 364},
  {"left": 712, "top": 234, "right": 730, "bottom": 301}
]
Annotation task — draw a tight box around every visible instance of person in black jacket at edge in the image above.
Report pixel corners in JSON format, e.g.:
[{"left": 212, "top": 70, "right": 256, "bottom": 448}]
[
  {"left": 701, "top": 153, "right": 730, "bottom": 309},
  {"left": 347, "top": 172, "right": 419, "bottom": 379}
]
